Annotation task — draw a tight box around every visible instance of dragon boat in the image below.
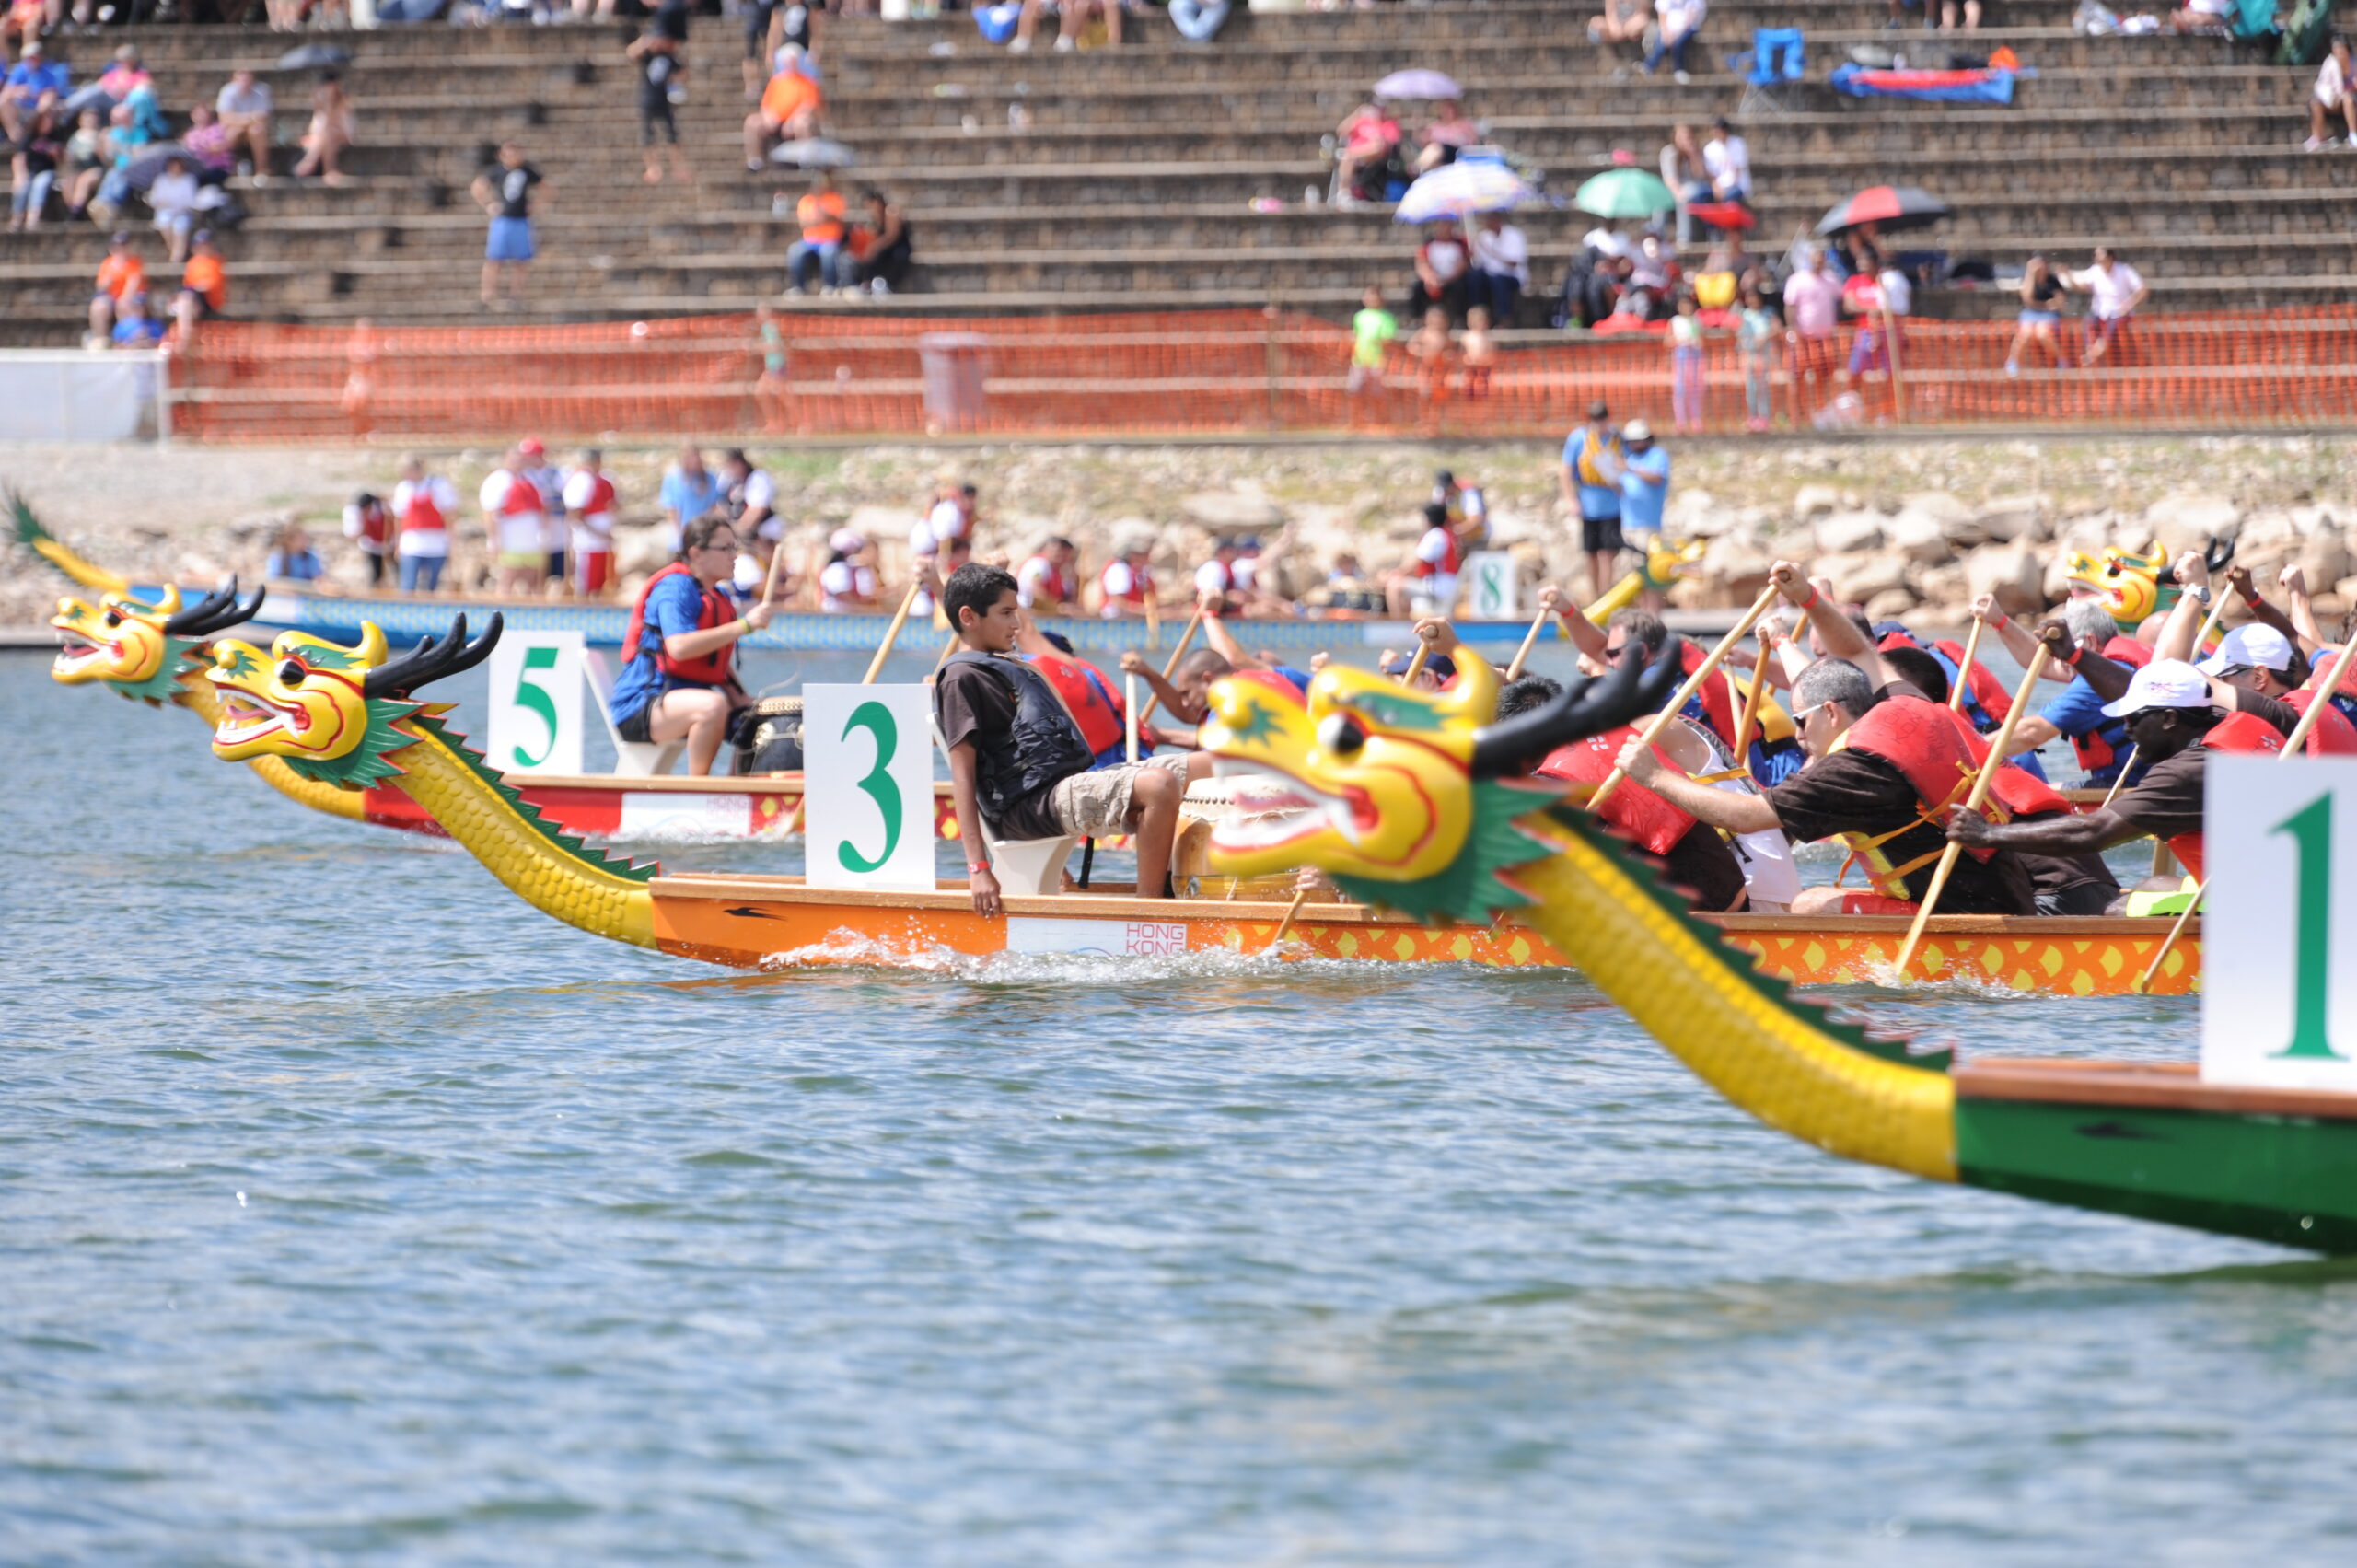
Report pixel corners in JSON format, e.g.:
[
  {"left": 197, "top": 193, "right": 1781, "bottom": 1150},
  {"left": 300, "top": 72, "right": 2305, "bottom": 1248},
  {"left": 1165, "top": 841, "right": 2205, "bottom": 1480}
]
[
  {"left": 1193, "top": 635, "right": 2356, "bottom": 1256},
  {"left": 190, "top": 614, "right": 2201, "bottom": 996}
]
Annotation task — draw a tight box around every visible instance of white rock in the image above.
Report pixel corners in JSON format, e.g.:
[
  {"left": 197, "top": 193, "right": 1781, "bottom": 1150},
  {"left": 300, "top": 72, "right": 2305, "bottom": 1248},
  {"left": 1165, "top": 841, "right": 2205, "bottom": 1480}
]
[
  {"left": 1814, "top": 511, "right": 1885, "bottom": 554},
  {"left": 1917, "top": 562, "right": 1969, "bottom": 609},
  {"left": 1701, "top": 534, "right": 1772, "bottom": 587},
  {"left": 1792, "top": 482, "right": 1842, "bottom": 519},
  {"left": 1966, "top": 541, "right": 2045, "bottom": 616},
  {"left": 1898, "top": 491, "right": 1972, "bottom": 527},
  {"left": 1886, "top": 514, "right": 1952, "bottom": 567},
  {"left": 613, "top": 523, "right": 673, "bottom": 578},
  {"left": 843, "top": 505, "right": 922, "bottom": 542},
  {"left": 1864, "top": 587, "right": 1920, "bottom": 621},
  {"left": 2143, "top": 492, "right": 2240, "bottom": 556},
  {"left": 1966, "top": 494, "right": 2045, "bottom": 545},
  {"left": 1829, "top": 552, "right": 1911, "bottom": 605},
  {"left": 1180, "top": 490, "right": 1285, "bottom": 532}
]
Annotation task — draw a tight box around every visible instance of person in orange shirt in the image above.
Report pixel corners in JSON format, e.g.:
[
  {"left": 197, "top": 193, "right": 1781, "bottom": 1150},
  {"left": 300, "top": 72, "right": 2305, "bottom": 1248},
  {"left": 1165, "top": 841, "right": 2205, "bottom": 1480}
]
[
  {"left": 172, "top": 228, "right": 227, "bottom": 347},
  {"left": 86, "top": 230, "right": 146, "bottom": 347},
  {"left": 784, "top": 172, "right": 847, "bottom": 295},
  {"left": 741, "top": 44, "right": 820, "bottom": 171}
]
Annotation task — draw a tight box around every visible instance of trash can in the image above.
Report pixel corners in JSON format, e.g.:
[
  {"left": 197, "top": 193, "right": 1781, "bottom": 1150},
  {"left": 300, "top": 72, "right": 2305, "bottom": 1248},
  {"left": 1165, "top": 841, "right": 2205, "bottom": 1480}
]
[{"left": 917, "top": 331, "right": 990, "bottom": 434}]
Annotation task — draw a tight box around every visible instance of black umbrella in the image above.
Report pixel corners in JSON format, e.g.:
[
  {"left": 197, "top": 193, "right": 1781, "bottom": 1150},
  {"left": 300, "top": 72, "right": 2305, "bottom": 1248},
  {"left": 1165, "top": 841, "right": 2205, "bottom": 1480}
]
[
  {"left": 771, "top": 137, "right": 857, "bottom": 169},
  {"left": 120, "top": 143, "right": 193, "bottom": 192},
  {"left": 1815, "top": 184, "right": 1951, "bottom": 236},
  {"left": 276, "top": 42, "right": 353, "bottom": 70}
]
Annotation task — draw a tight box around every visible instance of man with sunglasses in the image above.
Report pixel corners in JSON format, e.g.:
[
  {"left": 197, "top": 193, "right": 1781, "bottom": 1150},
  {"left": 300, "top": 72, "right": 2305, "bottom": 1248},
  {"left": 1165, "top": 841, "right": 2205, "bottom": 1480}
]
[
  {"left": 1614, "top": 562, "right": 2038, "bottom": 917},
  {"left": 610, "top": 515, "right": 776, "bottom": 776}
]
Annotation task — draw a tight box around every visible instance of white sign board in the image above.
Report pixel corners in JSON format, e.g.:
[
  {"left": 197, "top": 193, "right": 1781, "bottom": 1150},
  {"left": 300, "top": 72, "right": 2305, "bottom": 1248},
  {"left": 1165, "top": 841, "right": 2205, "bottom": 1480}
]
[
  {"left": 802, "top": 683, "right": 936, "bottom": 893},
  {"left": 1004, "top": 916, "right": 1190, "bottom": 958},
  {"left": 1465, "top": 551, "right": 1517, "bottom": 621},
  {"left": 486, "top": 631, "right": 585, "bottom": 776},
  {"left": 2200, "top": 754, "right": 2357, "bottom": 1089}
]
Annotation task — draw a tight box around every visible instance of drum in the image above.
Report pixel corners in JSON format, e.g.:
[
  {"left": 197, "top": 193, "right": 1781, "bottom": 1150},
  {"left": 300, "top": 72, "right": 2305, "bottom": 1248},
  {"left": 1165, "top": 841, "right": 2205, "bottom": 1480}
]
[
  {"left": 731, "top": 696, "right": 805, "bottom": 777},
  {"left": 1173, "top": 777, "right": 1311, "bottom": 900},
  {"left": 1654, "top": 715, "right": 1800, "bottom": 912}
]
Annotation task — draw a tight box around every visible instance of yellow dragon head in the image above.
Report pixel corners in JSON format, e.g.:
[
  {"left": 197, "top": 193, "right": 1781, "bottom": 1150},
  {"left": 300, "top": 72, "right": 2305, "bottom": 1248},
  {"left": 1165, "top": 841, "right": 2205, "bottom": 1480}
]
[
  {"left": 51, "top": 581, "right": 261, "bottom": 703},
  {"left": 209, "top": 616, "right": 500, "bottom": 786},
  {"left": 1201, "top": 646, "right": 1679, "bottom": 922},
  {"left": 2064, "top": 542, "right": 2171, "bottom": 630}
]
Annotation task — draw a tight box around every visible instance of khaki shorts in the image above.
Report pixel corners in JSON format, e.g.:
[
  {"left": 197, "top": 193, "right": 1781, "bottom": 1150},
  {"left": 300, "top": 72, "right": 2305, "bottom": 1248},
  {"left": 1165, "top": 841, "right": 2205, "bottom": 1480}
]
[{"left": 1049, "top": 753, "right": 1190, "bottom": 839}]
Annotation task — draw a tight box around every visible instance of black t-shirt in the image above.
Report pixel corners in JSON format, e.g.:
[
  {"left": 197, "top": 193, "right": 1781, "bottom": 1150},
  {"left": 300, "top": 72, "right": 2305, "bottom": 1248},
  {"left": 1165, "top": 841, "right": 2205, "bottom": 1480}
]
[
  {"left": 639, "top": 48, "right": 678, "bottom": 97},
  {"left": 485, "top": 164, "right": 541, "bottom": 220},
  {"left": 2025, "top": 271, "right": 2067, "bottom": 310},
  {"left": 1767, "top": 748, "right": 2036, "bottom": 913},
  {"left": 2006, "top": 809, "right": 2119, "bottom": 903},
  {"left": 936, "top": 659, "right": 1064, "bottom": 841},
  {"left": 1663, "top": 822, "right": 1749, "bottom": 913},
  {"left": 2109, "top": 694, "right": 2301, "bottom": 848}
]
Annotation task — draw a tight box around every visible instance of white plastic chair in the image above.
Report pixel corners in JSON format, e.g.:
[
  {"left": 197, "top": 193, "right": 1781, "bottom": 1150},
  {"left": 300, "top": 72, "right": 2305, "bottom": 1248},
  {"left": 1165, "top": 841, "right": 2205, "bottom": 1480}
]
[
  {"left": 582, "top": 647, "right": 685, "bottom": 777},
  {"left": 927, "top": 715, "right": 1076, "bottom": 895}
]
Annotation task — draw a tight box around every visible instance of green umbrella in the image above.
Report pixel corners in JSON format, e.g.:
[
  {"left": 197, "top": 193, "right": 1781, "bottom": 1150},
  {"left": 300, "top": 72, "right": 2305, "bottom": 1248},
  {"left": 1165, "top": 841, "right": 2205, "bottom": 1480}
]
[{"left": 1574, "top": 167, "right": 1676, "bottom": 220}]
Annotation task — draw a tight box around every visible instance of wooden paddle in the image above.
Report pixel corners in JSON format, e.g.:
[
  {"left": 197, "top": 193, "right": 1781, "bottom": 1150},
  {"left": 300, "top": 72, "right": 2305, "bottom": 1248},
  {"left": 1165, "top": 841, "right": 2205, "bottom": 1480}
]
[
  {"left": 1135, "top": 606, "right": 1204, "bottom": 726},
  {"left": 783, "top": 577, "right": 923, "bottom": 838},
  {"left": 1503, "top": 600, "right": 1552, "bottom": 680},
  {"left": 1590, "top": 583, "right": 1782, "bottom": 814},
  {"left": 1123, "top": 672, "right": 1141, "bottom": 764},
  {"left": 2098, "top": 744, "right": 2138, "bottom": 810},
  {"left": 1729, "top": 623, "right": 1777, "bottom": 771},
  {"left": 1262, "top": 886, "right": 1313, "bottom": 954},
  {"left": 2132, "top": 681, "right": 2340, "bottom": 994},
  {"left": 1946, "top": 617, "right": 1985, "bottom": 715},
  {"left": 1889, "top": 645, "right": 2052, "bottom": 979},
  {"left": 1397, "top": 640, "right": 1432, "bottom": 686}
]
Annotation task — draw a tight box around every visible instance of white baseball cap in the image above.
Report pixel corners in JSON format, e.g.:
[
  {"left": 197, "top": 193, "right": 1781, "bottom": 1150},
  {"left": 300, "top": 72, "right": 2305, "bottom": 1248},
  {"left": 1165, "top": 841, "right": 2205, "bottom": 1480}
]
[
  {"left": 828, "top": 528, "right": 865, "bottom": 553},
  {"left": 1623, "top": 418, "right": 1654, "bottom": 442},
  {"left": 2199, "top": 621, "right": 2294, "bottom": 676},
  {"left": 2100, "top": 657, "right": 2212, "bottom": 719}
]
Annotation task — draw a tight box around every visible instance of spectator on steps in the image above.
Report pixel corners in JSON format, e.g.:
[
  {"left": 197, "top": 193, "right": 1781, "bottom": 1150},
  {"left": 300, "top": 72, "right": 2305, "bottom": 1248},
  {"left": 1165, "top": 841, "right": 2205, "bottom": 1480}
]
[
  {"left": 86, "top": 228, "right": 142, "bottom": 345},
  {"left": 849, "top": 185, "right": 911, "bottom": 296},
  {"left": 61, "top": 105, "right": 103, "bottom": 219},
  {"left": 63, "top": 44, "right": 146, "bottom": 124},
  {"left": 215, "top": 69, "right": 273, "bottom": 183},
  {"left": 1011, "top": 0, "right": 1121, "bottom": 52},
  {"left": 2307, "top": 36, "right": 2353, "bottom": 151},
  {"left": 1348, "top": 283, "right": 1398, "bottom": 396},
  {"left": 630, "top": 22, "right": 692, "bottom": 185},
  {"left": 1169, "top": 0, "right": 1230, "bottom": 42},
  {"left": 742, "top": 42, "right": 820, "bottom": 171},
  {"left": 1736, "top": 281, "right": 1778, "bottom": 430},
  {"left": 1332, "top": 99, "right": 1401, "bottom": 206},
  {"left": 110, "top": 289, "right": 162, "bottom": 348},
  {"left": 172, "top": 228, "right": 226, "bottom": 346},
  {"left": 1409, "top": 217, "right": 1470, "bottom": 321},
  {"left": 1704, "top": 117, "right": 1749, "bottom": 202},
  {"left": 1661, "top": 122, "right": 1708, "bottom": 243},
  {"left": 145, "top": 154, "right": 198, "bottom": 262},
  {"left": 1414, "top": 97, "right": 1479, "bottom": 173},
  {"left": 1588, "top": 0, "right": 1650, "bottom": 46},
  {"left": 2066, "top": 246, "right": 2146, "bottom": 366},
  {"left": 1468, "top": 209, "right": 1528, "bottom": 326},
  {"left": 1940, "top": 0, "right": 1981, "bottom": 27},
  {"left": 7, "top": 97, "right": 62, "bottom": 232},
  {"left": 1460, "top": 305, "right": 1495, "bottom": 395},
  {"left": 181, "top": 103, "right": 236, "bottom": 177},
  {"left": 1645, "top": 0, "right": 1706, "bottom": 83},
  {"left": 2003, "top": 254, "right": 2072, "bottom": 375},
  {"left": 1782, "top": 244, "right": 1841, "bottom": 415},
  {"left": 784, "top": 170, "right": 848, "bottom": 296},
  {"left": 2, "top": 39, "right": 66, "bottom": 144},
  {"left": 472, "top": 141, "right": 546, "bottom": 310},
  {"left": 290, "top": 69, "right": 353, "bottom": 185}
]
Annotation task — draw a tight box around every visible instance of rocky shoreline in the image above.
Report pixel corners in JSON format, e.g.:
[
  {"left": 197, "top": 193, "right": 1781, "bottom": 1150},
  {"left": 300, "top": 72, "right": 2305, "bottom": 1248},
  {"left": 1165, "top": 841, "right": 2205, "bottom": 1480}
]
[{"left": 6, "top": 435, "right": 2354, "bottom": 631}]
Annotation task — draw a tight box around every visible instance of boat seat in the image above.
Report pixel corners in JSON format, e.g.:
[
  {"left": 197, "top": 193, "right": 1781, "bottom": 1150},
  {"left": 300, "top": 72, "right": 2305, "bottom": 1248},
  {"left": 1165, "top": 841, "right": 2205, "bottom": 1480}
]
[
  {"left": 983, "top": 834, "right": 1079, "bottom": 896},
  {"left": 582, "top": 647, "right": 687, "bottom": 778}
]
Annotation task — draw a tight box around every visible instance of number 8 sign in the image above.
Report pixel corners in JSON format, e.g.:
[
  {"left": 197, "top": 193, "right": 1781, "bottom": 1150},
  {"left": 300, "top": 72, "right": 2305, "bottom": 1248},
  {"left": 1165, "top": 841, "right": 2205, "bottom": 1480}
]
[
  {"left": 2201, "top": 754, "right": 2357, "bottom": 1090},
  {"left": 487, "top": 630, "right": 585, "bottom": 776},
  {"left": 802, "top": 684, "right": 937, "bottom": 893}
]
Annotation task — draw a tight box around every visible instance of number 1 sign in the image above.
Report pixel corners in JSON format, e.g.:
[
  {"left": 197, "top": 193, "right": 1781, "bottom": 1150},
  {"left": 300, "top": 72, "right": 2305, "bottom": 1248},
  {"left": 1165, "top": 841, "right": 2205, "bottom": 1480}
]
[
  {"left": 2201, "top": 754, "right": 2357, "bottom": 1090},
  {"left": 802, "top": 684, "right": 936, "bottom": 893}
]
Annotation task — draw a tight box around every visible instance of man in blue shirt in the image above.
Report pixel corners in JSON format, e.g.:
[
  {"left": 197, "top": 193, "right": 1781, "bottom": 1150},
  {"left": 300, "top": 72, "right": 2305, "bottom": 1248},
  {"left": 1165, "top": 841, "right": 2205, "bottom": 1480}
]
[
  {"left": 657, "top": 445, "right": 725, "bottom": 551},
  {"left": 1, "top": 41, "right": 70, "bottom": 145},
  {"left": 109, "top": 292, "right": 164, "bottom": 347},
  {"left": 1617, "top": 418, "right": 1669, "bottom": 541},
  {"left": 1981, "top": 598, "right": 2148, "bottom": 788},
  {"left": 610, "top": 515, "right": 774, "bottom": 774},
  {"left": 1558, "top": 399, "right": 1625, "bottom": 602}
]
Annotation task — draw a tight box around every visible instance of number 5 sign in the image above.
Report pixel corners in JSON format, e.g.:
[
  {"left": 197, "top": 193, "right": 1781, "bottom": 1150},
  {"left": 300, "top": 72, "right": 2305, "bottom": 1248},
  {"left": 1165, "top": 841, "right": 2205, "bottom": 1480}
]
[
  {"left": 802, "top": 684, "right": 936, "bottom": 893},
  {"left": 2201, "top": 754, "right": 2357, "bottom": 1090},
  {"left": 487, "top": 630, "right": 585, "bottom": 775}
]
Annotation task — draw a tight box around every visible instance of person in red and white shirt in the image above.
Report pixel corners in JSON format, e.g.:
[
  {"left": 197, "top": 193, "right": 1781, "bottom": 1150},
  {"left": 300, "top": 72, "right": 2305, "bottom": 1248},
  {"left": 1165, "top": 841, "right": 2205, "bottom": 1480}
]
[
  {"left": 391, "top": 454, "right": 459, "bottom": 594},
  {"left": 1097, "top": 539, "right": 1158, "bottom": 619},
  {"left": 341, "top": 489, "right": 392, "bottom": 588},
  {"left": 517, "top": 436, "right": 568, "bottom": 585},
  {"left": 562, "top": 447, "right": 620, "bottom": 598},
  {"left": 1387, "top": 502, "right": 1466, "bottom": 616},
  {"left": 480, "top": 444, "right": 549, "bottom": 596},
  {"left": 1016, "top": 536, "right": 1078, "bottom": 614},
  {"left": 1194, "top": 538, "right": 1244, "bottom": 615}
]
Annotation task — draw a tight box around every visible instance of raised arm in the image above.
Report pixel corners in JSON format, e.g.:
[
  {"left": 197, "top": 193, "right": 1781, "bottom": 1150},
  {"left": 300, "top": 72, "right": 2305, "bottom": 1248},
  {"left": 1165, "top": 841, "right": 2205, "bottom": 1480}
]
[
  {"left": 2154, "top": 549, "right": 2211, "bottom": 664},
  {"left": 2226, "top": 563, "right": 2311, "bottom": 653},
  {"left": 2039, "top": 616, "right": 2134, "bottom": 705},
  {"left": 1771, "top": 560, "right": 1896, "bottom": 688},
  {"left": 1117, "top": 649, "right": 1193, "bottom": 722},
  {"left": 1538, "top": 583, "right": 1608, "bottom": 661},
  {"left": 1198, "top": 589, "right": 1271, "bottom": 671},
  {"left": 2278, "top": 563, "right": 2327, "bottom": 651},
  {"left": 1970, "top": 593, "right": 2065, "bottom": 682}
]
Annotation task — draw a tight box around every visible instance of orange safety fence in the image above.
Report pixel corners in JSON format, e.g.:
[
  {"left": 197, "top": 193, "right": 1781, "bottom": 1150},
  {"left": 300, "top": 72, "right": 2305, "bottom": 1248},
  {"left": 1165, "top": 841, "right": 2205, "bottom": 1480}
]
[{"left": 171, "top": 306, "right": 2357, "bottom": 443}]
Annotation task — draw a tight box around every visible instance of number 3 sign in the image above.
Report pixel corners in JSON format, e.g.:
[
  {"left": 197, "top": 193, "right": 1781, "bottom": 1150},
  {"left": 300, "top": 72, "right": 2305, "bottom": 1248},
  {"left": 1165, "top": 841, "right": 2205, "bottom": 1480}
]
[
  {"left": 487, "top": 630, "right": 585, "bottom": 776},
  {"left": 802, "top": 684, "right": 937, "bottom": 893},
  {"left": 2201, "top": 754, "right": 2357, "bottom": 1090}
]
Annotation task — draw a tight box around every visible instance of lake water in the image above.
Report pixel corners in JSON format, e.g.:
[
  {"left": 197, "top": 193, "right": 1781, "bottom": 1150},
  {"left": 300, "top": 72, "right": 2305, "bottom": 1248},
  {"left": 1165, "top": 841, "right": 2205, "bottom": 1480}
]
[{"left": 6, "top": 647, "right": 2355, "bottom": 1567}]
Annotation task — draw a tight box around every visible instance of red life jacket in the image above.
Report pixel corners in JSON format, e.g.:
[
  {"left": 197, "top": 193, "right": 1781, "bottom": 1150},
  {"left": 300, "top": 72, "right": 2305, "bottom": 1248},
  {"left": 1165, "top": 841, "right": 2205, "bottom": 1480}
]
[
  {"left": 2282, "top": 688, "right": 2357, "bottom": 755},
  {"left": 621, "top": 563, "right": 735, "bottom": 687},
  {"left": 1100, "top": 561, "right": 1154, "bottom": 613},
  {"left": 1411, "top": 526, "right": 1463, "bottom": 579},
  {"left": 2103, "top": 634, "right": 2154, "bottom": 670},
  {"left": 1022, "top": 556, "right": 1073, "bottom": 608},
  {"left": 400, "top": 482, "right": 447, "bottom": 539},
  {"left": 1833, "top": 693, "right": 1994, "bottom": 896},
  {"left": 1230, "top": 667, "right": 1307, "bottom": 706},
  {"left": 1677, "top": 638, "right": 1749, "bottom": 755},
  {"left": 1937, "top": 706, "right": 2073, "bottom": 820},
  {"left": 1028, "top": 651, "right": 1128, "bottom": 757},
  {"left": 1929, "top": 637, "right": 2015, "bottom": 725},
  {"left": 571, "top": 471, "right": 617, "bottom": 518},
  {"left": 1536, "top": 722, "right": 1697, "bottom": 857},
  {"left": 2162, "top": 711, "right": 2288, "bottom": 879},
  {"left": 353, "top": 500, "right": 390, "bottom": 548}
]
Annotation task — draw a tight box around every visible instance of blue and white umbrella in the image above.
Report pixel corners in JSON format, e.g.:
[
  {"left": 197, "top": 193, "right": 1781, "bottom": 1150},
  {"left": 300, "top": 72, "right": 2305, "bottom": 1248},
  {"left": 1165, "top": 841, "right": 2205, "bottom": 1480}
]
[
  {"left": 1392, "top": 162, "right": 1535, "bottom": 225},
  {"left": 1373, "top": 68, "right": 1462, "bottom": 100}
]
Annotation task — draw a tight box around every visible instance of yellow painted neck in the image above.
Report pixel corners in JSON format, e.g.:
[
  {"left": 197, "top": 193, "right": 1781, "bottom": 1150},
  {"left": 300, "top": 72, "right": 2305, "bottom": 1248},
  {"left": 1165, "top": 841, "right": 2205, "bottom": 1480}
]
[{"left": 175, "top": 666, "right": 367, "bottom": 825}]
